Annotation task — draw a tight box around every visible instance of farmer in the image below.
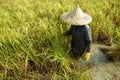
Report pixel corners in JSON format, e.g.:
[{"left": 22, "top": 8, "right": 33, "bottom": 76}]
[{"left": 61, "top": 6, "right": 92, "bottom": 60}]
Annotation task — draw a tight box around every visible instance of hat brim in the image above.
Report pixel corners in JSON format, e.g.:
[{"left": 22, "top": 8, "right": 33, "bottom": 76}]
[{"left": 61, "top": 12, "right": 92, "bottom": 25}]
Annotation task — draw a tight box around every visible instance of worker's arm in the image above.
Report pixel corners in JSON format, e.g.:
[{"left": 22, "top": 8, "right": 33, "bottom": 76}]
[
  {"left": 64, "top": 26, "right": 73, "bottom": 36},
  {"left": 85, "top": 25, "right": 92, "bottom": 52}
]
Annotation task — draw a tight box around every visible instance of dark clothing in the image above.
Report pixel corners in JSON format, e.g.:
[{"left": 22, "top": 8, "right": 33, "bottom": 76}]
[{"left": 65, "top": 25, "right": 92, "bottom": 59}]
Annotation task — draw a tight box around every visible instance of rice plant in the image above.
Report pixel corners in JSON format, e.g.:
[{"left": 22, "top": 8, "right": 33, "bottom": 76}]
[{"left": 0, "top": 0, "right": 119, "bottom": 79}]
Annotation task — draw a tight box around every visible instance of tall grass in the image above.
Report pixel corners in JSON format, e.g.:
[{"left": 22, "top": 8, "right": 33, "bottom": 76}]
[{"left": 0, "top": 0, "right": 119, "bottom": 79}]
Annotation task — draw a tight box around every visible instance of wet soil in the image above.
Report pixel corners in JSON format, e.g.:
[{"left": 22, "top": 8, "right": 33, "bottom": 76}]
[{"left": 80, "top": 43, "right": 120, "bottom": 80}]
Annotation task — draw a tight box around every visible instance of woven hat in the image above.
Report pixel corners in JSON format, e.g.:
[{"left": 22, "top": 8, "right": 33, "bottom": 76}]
[{"left": 61, "top": 6, "right": 92, "bottom": 25}]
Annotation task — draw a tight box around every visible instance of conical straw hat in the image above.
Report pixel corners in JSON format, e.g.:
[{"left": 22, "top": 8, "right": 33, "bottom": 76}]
[{"left": 61, "top": 5, "right": 92, "bottom": 25}]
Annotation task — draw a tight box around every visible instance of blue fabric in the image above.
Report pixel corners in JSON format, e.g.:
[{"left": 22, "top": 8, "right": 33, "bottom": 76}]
[{"left": 65, "top": 25, "right": 92, "bottom": 59}]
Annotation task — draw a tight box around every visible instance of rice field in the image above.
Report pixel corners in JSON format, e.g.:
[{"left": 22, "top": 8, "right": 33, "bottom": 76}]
[{"left": 0, "top": 0, "right": 119, "bottom": 79}]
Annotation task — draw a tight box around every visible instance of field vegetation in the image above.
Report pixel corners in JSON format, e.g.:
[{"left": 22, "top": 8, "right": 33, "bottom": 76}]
[{"left": 0, "top": 0, "right": 119, "bottom": 79}]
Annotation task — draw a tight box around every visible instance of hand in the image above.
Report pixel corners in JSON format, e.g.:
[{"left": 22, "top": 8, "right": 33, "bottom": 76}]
[{"left": 63, "top": 33, "right": 66, "bottom": 36}]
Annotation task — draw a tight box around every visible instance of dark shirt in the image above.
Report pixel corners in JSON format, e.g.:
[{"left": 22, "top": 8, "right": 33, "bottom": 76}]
[{"left": 65, "top": 25, "right": 92, "bottom": 58}]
